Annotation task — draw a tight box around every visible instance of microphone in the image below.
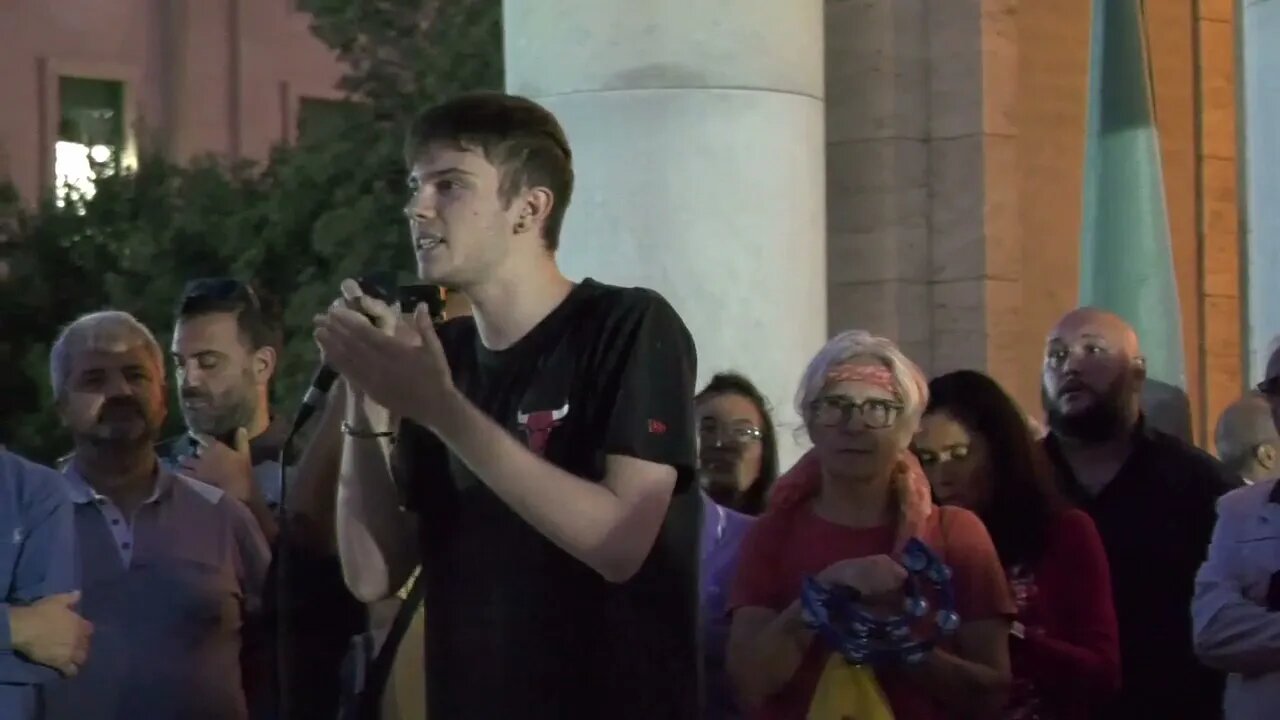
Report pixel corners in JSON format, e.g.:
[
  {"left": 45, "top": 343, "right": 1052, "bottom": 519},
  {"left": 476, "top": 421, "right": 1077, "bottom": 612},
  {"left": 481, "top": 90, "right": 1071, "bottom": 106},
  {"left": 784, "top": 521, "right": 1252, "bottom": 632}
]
[
  {"left": 290, "top": 276, "right": 447, "bottom": 434},
  {"left": 290, "top": 272, "right": 399, "bottom": 434}
]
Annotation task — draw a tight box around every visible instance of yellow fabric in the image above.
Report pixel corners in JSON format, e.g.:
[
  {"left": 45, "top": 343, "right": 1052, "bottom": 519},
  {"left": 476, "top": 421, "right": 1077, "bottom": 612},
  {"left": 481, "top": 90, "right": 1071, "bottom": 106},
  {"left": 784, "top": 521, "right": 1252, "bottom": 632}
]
[
  {"left": 806, "top": 654, "right": 894, "bottom": 720},
  {"left": 381, "top": 569, "right": 428, "bottom": 720}
]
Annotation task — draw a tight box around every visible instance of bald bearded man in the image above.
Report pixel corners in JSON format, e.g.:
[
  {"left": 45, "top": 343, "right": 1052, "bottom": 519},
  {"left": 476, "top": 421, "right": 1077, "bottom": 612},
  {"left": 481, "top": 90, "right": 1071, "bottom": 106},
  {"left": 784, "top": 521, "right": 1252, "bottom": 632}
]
[
  {"left": 1215, "top": 394, "right": 1280, "bottom": 484},
  {"left": 1040, "top": 307, "right": 1240, "bottom": 720}
]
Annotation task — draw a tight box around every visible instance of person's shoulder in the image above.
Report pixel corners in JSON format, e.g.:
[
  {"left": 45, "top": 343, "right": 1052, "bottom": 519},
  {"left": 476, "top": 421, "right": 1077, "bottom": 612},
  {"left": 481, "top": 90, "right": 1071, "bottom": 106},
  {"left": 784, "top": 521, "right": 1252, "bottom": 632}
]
[
  {"left": 1215, "top": 479, "right": 1276, "bottom": 517},
  {"left": 171, "top": 470, "right": 228, "bottom": 506},
  {"left": 0, "top": 449, "right": 67, "bottom": 504},
  {"left": 172, "top": 472, "right": 262, "bottom": 535},
  {"left": 746, "top": 503, "right": 803, "bottom": 544},
  {"left": 0, "top": 449, "right": 60, "bottom": 483},
  {"left": 1144, "top": 427, "right": 1243, "bottom": 492},
  {"left": 576, "top": 279, "right": 689, "bottom": 330},
  {"left": 931, "top": 504, "right": 988, "bottom": 536},
  {"left": 1048, "top": 507, "right": 1102, "bottom": 545}
]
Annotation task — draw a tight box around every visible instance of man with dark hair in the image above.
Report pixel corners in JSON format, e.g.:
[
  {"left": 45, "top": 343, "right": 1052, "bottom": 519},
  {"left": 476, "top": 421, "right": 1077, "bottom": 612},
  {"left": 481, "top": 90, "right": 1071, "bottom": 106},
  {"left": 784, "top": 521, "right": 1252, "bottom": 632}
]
[
  {"left": 167, "top": 278, "right": 284, "bottom": 539},
  {"left": 314, "top": 92, "right": 701, "bottom": 719},
  {"left": 168, "top": 278, "right": 364, "bottom": 720},
  {"left": 1040, "top": 307, "right": 1240, "bottom": 720}
]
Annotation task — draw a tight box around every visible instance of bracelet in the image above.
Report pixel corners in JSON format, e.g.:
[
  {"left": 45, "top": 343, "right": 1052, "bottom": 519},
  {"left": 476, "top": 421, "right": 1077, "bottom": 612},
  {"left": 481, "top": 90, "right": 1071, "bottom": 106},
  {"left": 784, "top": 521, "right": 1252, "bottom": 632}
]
[{"left": 340, "top": 421, "right": 397, "bottom": 440}]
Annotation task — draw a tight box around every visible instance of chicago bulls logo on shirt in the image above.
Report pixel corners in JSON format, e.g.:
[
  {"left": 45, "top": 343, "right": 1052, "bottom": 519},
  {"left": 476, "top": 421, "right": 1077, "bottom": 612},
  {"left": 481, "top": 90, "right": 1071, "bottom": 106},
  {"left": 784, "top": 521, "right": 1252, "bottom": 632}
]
[{"left": 516, "top": 402, "right": 570, "bottom": 456}]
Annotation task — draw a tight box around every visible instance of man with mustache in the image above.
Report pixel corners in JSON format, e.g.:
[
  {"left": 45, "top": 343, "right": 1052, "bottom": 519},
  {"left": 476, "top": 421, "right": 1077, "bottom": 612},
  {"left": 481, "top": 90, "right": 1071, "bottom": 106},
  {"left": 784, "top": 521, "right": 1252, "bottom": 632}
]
[
  {"left": 1040, "top": 307, "right": 1240, "bottom": 719},
  {"left": 166, "top": 278, "right": 364, "bottom": 720},
  {"left": 44, "top": 310, "right": 270, "bottom": 720}
]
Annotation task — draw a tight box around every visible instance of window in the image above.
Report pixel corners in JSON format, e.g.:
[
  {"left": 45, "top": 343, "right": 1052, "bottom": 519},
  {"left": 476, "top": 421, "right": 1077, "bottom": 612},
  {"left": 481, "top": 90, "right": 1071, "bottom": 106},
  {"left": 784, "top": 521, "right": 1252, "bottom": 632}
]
[
  {"left": 56, "top": 77, "right": 125, "bottom": 205},
  {"left": 297, "top": 97, "right": 360, "bottom": 143}
]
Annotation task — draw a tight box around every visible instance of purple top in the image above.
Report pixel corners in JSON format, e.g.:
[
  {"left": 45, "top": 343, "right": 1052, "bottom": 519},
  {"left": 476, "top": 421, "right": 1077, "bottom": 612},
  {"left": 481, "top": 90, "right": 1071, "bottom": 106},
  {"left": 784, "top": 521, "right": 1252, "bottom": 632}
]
[{"left": 700, "top": 492, "right": 756, "bottom": 720}]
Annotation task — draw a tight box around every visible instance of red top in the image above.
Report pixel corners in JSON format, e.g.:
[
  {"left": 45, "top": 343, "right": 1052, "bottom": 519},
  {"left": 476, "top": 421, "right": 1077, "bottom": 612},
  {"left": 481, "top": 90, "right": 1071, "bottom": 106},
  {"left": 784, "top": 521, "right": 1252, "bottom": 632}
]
[
  {"left": 729, "top": 505, "right": 1015, "bottom": 719},
  {"left": 1006, "top": 508, "right": 1121, "bottom": 720}
]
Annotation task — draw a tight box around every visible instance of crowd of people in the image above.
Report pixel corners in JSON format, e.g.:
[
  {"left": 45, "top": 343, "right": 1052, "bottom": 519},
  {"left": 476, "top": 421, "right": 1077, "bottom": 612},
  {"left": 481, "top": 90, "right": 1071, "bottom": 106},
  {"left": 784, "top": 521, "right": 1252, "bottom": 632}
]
[{"left": 2, "top": 92, "right": 1278, "bottom": 720}]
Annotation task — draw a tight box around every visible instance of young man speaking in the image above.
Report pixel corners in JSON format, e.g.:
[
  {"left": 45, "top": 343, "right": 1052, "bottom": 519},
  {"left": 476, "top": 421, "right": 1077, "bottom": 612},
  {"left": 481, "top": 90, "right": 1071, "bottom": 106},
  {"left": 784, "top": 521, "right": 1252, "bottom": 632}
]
[{"left": 314, "top": 93, "right": 701, "bottom": 719}]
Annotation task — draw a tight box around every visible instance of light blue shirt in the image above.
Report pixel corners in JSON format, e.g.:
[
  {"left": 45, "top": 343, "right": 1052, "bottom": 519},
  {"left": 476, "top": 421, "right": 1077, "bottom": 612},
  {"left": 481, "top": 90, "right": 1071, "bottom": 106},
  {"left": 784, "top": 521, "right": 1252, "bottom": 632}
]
[
  {"left": 1192, "top": 478, "right": 1280, "bottom": 719},
  {"left": 0, "top": 449, "right": 79, "bottom": 720}
]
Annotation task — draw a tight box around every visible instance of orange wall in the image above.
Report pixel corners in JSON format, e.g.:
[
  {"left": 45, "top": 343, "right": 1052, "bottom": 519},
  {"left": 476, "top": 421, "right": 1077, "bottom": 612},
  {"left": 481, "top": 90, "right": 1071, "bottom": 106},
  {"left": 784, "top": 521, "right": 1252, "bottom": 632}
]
[{"left": 1014, "top": 0, "right": 1241, "bottom": 445}]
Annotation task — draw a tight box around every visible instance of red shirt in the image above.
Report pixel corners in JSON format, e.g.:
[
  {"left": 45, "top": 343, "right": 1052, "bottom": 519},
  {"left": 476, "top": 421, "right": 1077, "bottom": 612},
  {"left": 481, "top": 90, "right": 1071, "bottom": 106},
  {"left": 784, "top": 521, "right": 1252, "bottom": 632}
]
[
  {"left": 1006, "top": 508, "right": 1120, "bottom": 720},
  {"left": 729, "top": 505, "right": 1015, "bottom": 719}
]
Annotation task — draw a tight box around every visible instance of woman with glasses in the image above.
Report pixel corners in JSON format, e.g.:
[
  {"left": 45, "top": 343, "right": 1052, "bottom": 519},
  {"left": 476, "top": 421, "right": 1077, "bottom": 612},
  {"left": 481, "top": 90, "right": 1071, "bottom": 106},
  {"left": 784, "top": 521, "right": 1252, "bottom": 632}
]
[
  {"left": 697, "top": 373, "right": 779, "bottom": 515},
  {"left": 914, "top": 370, "right": 1119, "bottom": 719},
  {"left": 727, "top": 331, "right": 1013, "bottom": 719},
  {"left": 696, "top": 372, "right": 779, "bottom": 720}
]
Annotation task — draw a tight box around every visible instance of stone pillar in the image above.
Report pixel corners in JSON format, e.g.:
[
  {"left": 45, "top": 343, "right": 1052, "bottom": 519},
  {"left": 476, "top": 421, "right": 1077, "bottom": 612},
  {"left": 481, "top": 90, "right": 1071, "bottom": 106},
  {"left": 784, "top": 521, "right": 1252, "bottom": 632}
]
[
  {"left": 824, "top": 0, "right": 932, "bottom": 369},
  {"left": 1195, "top": 0, "right": 1243, "bottom": 447},
  {"left": 1241, "top": 0, "right": 1280, "bottom": 382},
  {"left": 824, "top": 0, "right": 1025, "bottom": 404},
  {"left": 505, "top": 1, "right": 826, "bottom": 467}
]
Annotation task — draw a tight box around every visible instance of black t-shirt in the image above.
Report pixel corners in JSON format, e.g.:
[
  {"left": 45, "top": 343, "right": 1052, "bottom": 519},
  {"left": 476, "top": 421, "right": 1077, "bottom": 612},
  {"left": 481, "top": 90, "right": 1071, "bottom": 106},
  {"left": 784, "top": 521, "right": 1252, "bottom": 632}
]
[
  {"left": 1044, "top": 419, "right": 1241, "bottom": 720},
  {"left": 395, "top": 279, "right": 702, "bottom": 720}
]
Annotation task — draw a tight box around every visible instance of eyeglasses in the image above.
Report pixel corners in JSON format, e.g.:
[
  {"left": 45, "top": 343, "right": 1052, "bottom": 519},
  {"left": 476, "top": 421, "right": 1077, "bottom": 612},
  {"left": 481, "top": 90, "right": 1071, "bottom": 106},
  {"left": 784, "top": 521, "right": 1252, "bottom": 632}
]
[
  {"left": 810, "top": 396, "right": 902, "bottom": 430},
  {"left": 179, "top": 277, "right": 263, "bottom": 314},
  {"left": 698, "top": 421, "right": 763, "bottom": 447}
]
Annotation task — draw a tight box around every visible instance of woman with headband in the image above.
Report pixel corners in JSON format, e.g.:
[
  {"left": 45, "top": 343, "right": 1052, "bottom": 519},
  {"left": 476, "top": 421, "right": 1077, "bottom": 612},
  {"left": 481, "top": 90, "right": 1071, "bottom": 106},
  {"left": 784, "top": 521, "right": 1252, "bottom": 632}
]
[{"left": 726, "top": 331, "right": 1014, "bottom": 719}]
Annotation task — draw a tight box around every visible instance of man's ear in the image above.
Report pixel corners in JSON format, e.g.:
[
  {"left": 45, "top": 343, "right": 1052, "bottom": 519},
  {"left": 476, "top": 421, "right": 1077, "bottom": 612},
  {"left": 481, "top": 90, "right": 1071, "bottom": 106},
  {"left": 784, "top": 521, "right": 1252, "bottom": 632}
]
[
  {"left": 514, "top": 187, "right": 554, "bottom": 236},
  {"left": 1132, "top": 355, "right": 1148, "bottom": 383},
  {"left": 253, "top": 346, "right": 277, "bottom": 385},
  {"left": 1256, "top": 443, "right": 1277, "bottom": 471}
]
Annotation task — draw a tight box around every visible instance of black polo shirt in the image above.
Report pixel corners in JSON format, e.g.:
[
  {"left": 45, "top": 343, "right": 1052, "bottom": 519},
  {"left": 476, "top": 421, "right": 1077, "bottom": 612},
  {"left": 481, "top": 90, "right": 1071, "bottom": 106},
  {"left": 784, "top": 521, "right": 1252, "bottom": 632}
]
[
  {"left": 395, "top": 279, "right": 702, "bottom": 720},
  {"left": 1044, "top": 419, "right": 1242, "bottom": 720}
]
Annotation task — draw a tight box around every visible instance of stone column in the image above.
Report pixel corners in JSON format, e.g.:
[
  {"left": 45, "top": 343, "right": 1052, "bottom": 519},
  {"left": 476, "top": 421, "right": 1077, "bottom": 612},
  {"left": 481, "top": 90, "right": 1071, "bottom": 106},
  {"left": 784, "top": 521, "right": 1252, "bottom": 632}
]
[
  {"left": 1195, "top": 0, "right": 1243, "bottom": 446},
  {"left": 824, "top": 0, "right": 1025, "bottom": 405},
  {"left": 505, "top": 1, "right": 827, "bottom": 466}
]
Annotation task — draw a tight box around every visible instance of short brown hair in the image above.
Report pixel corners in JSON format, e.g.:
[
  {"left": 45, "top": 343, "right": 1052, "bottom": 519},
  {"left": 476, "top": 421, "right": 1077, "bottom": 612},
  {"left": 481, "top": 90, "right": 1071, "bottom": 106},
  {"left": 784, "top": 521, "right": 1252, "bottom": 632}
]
[{"left": 406, "top": 92, "right": 574, "bottom": 251}]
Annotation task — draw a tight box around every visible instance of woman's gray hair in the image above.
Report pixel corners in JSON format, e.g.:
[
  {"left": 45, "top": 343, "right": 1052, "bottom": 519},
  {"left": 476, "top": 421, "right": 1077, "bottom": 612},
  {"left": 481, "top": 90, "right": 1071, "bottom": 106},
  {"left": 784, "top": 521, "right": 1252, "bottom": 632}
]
[
  {"left": 49, "top": 310, "right": 164, "bottom": 401},
  {"left": 795, "top": 329, "right": 929, "bottom": 436}
]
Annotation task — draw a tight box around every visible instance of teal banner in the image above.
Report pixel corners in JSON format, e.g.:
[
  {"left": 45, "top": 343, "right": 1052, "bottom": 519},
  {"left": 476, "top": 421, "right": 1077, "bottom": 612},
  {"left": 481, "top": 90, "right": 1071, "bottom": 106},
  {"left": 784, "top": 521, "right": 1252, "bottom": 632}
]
[{"left": 1080, "top": 0, "right": 1190, "bottom": 439}]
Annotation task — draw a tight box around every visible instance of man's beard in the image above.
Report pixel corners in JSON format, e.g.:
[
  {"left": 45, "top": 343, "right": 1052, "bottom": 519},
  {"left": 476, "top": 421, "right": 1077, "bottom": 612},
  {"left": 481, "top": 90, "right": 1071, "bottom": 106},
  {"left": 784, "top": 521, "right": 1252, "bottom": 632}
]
[
  {"left": 1042, "top": 373, "right": 1134, "bottom": 444},
  {"left": 181, "top": 374, "right": 257, "bottom": 438}
]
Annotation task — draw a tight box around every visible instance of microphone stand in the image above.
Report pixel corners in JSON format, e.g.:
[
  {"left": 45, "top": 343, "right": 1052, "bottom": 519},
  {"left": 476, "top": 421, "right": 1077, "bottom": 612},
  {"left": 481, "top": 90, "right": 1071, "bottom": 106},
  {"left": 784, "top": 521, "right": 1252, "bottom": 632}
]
[{"left": 274, "top": 405, "right": 316, "bottom": 720}]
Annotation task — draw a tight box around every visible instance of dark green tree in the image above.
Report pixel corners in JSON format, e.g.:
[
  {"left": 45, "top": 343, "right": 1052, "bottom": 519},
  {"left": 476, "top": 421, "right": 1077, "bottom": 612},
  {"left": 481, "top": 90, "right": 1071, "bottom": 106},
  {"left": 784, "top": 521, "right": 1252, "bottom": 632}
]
[{"left": 0, "top": 0, "right": 502, "bottom": 462}]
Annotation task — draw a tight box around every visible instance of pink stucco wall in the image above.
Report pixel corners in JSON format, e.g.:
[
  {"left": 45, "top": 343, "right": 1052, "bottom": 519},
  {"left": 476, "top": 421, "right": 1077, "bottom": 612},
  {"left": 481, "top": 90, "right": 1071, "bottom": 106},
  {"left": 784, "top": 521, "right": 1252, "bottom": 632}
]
[{"left": 0, "top": 0, "right": 345, "bottom": 202}]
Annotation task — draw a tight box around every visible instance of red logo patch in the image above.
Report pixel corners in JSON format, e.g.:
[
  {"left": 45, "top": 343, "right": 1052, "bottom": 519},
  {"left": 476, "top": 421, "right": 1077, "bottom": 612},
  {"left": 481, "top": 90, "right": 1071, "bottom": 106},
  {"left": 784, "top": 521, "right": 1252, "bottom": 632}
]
[
  {"left": 648, "top": 419, "right": 667, "bottom": 435},
  {"left": 517, "top": 403, "right": 570, "bottom": 456}
]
